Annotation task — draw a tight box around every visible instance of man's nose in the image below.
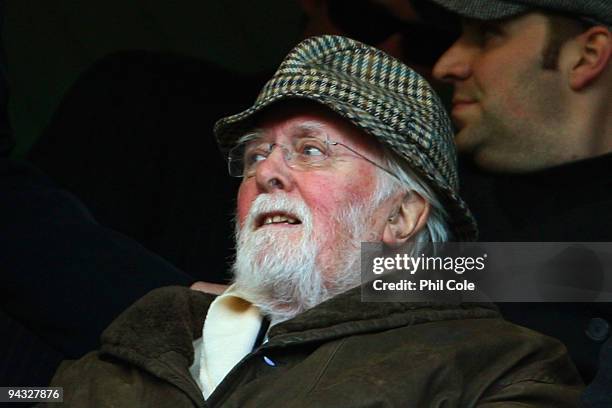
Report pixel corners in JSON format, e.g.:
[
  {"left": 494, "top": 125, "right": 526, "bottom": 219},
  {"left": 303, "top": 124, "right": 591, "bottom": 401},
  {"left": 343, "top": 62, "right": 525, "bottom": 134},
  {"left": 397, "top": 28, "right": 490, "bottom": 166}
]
[
  {"left": 432, "top": 39, "right": 473, "bottom": 83},
  {"left": 254, "top": 146, "right": 295, "bottom": 193}
]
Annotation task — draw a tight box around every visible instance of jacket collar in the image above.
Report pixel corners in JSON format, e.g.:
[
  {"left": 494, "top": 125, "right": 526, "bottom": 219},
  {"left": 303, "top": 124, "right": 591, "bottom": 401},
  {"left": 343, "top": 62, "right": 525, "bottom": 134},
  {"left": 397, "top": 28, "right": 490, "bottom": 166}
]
[
  {"left": 98, "top": 285, "right": 499, "bottom": 404},
  {"left": 266, "top": 287, "right": 499, "bottom": 346},
  {"left": 100, "top": 285, "right": 499, "bottom": 362},
  {"left": 100, "top": 286, "right": 214, "bottom": 407}
]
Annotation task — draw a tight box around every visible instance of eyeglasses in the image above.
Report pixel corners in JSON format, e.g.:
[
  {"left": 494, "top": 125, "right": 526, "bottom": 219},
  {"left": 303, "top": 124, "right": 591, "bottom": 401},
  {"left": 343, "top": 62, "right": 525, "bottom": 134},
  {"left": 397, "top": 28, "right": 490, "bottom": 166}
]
[{"left": 227, "top": 135, "right": 399, "bottom": 181}]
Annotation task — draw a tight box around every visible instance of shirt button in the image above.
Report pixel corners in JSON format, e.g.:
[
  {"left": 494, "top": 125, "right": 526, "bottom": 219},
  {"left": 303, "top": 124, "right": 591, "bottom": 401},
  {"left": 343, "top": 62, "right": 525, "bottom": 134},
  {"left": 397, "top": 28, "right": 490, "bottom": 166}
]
[
  {"left": 263, "top": 356, "right": 276, "bottom": 367},
  {"left": 585, "top": 318, "right": 610, "bottom": 342}
]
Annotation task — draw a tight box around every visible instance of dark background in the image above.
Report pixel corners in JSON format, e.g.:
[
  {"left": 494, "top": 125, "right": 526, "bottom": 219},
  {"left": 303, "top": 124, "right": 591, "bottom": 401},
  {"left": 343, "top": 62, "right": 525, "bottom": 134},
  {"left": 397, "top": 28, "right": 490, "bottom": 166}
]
[
  {"left": 2, "top": 0, "right": 309, "bottom": 284},
  {"left": 4, "top": 0, "right": 303, "bottom": 157}
]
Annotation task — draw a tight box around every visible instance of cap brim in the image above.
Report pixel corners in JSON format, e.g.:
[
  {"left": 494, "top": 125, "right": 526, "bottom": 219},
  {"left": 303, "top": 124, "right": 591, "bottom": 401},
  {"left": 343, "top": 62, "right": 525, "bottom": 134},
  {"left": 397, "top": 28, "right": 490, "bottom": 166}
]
[
  {"left": 215, "top": 93, "right": 478, "bottom": 242},
  {"left": 416, "top": 0, "right": 529, "bottom": 21}
]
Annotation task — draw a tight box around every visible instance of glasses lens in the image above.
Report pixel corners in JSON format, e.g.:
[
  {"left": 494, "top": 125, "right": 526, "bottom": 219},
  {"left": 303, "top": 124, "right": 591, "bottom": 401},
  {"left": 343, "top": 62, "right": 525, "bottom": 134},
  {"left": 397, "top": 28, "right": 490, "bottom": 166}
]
[
  {"left": 228, "top": 141, "right": 273, "bottom": 177},
  {"left": 292, "top": 137, "right": 329, "bottom": 168},
  {"left": 227, "top": 137, "right": 332, "bottom": 177},
  {"left": 228, "top": 143, "right": 248, "bottom": 177}
]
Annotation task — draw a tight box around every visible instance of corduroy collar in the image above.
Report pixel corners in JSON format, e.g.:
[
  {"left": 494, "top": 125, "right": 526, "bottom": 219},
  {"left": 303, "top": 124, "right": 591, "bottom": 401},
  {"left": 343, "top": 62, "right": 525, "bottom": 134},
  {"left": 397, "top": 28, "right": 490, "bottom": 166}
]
[
  {"left": 100, "top": 285, "right": 499, "bottom": 361},
  {"left": 98, "top": 285, "right": 500, "bottom": 406}
]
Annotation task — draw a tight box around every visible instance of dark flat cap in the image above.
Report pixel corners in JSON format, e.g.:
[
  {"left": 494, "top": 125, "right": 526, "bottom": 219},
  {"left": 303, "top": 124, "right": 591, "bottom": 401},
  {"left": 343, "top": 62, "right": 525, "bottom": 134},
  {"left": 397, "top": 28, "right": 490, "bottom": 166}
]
[{"left": 421, "top": 0, "right": 611, "bottom": 27}]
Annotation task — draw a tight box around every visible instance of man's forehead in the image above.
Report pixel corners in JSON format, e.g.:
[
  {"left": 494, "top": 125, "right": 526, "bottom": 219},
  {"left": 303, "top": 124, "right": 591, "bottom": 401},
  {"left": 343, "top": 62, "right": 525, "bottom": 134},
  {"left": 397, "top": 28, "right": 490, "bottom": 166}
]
[
  {"left": 460, "top": 12, "right": 551, "bottom": 35},
  {"left": 252, "top": 100, "right": 381, "bottom": 150},
  {"left": 255, "top": 120, "right": 326, "bottom": 138},
  {"left": 255, "top": 100, "right": 342, "bottom": 127}
]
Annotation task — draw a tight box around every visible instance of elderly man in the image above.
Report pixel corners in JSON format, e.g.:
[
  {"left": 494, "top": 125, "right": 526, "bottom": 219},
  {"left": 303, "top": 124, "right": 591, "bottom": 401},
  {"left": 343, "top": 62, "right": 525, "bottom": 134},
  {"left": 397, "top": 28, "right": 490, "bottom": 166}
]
[
  {"left": 416, "top": 0, "right": 611, "bottom": 404},
  {"left": 48, "top": 36, "right": 582, "bottom": 407}
]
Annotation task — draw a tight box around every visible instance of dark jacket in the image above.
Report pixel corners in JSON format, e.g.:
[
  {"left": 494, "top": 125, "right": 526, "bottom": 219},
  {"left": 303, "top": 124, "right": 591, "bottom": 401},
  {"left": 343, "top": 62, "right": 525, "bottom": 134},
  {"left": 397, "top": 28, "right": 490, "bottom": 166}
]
[
  {"left": 459, "top": 154, "right": 612, "bottom": 406},
  {"left": 0, "top": 159, "right": 194, "bottom": 387},
  {"left": 48, "top": 286, "right": 584, "bottom": 407},
  {"left": 459, "top": 154, "right": 612, "bottom": 380}
]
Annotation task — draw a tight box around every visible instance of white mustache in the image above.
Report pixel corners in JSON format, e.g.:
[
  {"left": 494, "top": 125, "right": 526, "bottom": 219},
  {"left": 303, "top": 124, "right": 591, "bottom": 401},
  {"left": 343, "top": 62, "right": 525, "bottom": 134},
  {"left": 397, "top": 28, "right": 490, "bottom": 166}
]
[{"left": 243, "top": 194, "right": 313, "bottom": 232}]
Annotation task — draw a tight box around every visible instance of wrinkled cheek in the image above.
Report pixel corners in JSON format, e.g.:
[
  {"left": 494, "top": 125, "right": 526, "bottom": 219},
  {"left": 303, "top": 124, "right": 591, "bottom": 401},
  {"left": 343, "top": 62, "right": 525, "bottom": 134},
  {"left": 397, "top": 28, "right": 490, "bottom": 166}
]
[
  {"left": 236, "top": 184, "right": 257, "bottom": 228},
  {"left": 310, "top": 214, "right": 351, "bottom": 271}
]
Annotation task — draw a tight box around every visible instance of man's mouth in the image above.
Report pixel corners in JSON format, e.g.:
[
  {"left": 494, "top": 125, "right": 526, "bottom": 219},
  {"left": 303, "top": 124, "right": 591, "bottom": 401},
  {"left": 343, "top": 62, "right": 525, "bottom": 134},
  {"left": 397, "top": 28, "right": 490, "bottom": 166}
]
[
  {"left": 450, "top": 96, "right": 478, "bottom": 127},
  {"left": 256, "top": 212, "right": 302, "bottom": 229},
  {"left": 452, "top": 98, "right": 476, "bottom": 109}
]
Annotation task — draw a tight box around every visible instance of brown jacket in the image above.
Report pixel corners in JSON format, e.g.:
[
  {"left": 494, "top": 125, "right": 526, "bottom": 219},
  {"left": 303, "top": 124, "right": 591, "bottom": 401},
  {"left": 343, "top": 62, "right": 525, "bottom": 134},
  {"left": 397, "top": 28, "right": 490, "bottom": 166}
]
[{"left": 47, "top": 286, "right": 584, "bottom": 407}]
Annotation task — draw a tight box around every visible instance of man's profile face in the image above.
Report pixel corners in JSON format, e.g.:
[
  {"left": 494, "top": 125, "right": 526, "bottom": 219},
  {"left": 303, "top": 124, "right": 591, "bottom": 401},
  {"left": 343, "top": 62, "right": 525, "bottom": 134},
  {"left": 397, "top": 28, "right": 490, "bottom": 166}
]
[
  {"left": 236, "top": 102, "right": 393, "bottom": 275},
  {"left": 432, "top": 12, "right": 568, "bottom": 171}
]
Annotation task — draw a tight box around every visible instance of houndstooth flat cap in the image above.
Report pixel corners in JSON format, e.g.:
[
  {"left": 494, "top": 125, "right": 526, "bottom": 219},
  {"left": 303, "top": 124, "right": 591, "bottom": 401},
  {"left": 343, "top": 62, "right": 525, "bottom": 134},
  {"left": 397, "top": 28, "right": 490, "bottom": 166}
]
[{"left": 214, "top": 35, "right": 478, "bottom": 241}]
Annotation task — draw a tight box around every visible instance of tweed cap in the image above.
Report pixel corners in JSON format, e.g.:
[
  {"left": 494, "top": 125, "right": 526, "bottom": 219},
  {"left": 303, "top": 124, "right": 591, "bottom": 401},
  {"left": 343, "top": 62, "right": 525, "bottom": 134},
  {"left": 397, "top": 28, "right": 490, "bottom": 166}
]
[
  {"left": 420, "top": 0, "right": 612, "bottom": 27},
  {"left": 214, "top": 35, "right": 477, "bottom": 241}
]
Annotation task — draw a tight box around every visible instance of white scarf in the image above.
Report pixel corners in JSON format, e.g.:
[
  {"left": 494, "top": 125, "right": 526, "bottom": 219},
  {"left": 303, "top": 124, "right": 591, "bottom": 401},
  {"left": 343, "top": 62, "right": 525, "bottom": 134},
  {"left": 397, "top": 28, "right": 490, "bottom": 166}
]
[{"left": 189, "top": 285, "right": 263, "bottom": 399}]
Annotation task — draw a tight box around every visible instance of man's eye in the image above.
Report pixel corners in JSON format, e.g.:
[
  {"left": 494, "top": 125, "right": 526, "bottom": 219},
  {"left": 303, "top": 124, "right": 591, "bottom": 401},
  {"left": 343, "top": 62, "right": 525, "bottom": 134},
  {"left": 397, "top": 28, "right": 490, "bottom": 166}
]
[
  {"left": 297, "top": 139, "right": 327, "bottom": 157},
  {"left": 479, "top": 23, "right": 503, "bottom": 42},
  {"left": 302, "top": 145, "right": 325, "bottom": 156},
  {"left": 245, "top": 151, "right": 267, "bottom": 165}
]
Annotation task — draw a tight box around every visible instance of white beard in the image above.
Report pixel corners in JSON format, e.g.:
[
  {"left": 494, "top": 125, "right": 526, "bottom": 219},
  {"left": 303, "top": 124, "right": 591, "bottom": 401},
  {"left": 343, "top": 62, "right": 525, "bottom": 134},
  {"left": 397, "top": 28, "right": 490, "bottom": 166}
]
[{"left": 232, "top": 193, "right": 376, "bottom": 324}]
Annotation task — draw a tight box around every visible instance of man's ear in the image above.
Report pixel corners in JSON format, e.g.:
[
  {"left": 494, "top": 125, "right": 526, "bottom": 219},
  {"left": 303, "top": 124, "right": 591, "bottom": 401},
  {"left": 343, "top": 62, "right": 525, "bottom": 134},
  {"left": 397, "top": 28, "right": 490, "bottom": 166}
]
[
  {"left": 568, "top": 26, "right": 612, "bottom": 90},
  {"left": 382, "top": 192, "right": 430, "bottom": 248}
]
